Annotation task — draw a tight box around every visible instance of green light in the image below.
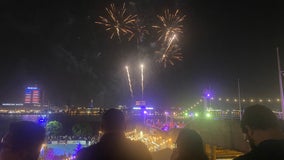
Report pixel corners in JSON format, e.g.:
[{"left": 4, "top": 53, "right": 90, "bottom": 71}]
[
  {"left": 195, "top": 113, "right": 199, "bottom": 117},
  {"left": 184, "top": 113, "right": 188, "bottom": 116},
  {"left": 206, "top": 113, "right": 211, "bottom": 118}
]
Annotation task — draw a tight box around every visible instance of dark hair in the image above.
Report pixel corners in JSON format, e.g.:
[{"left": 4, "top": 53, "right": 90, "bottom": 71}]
[
  {"left": 101, "top": 108, "right": 125, "bottom": 132},
  {"left": 176, "top": 128, "right": 208, "bottom": 160},
  {"left": 241, "top": 105, "right": 279, "bottom": 133},
  {"left": 6, "top": 121, "right": 45, "bottom": 151}
]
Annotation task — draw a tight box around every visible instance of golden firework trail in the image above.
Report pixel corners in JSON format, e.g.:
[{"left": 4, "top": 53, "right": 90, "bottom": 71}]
[
  {"left": 125, "top": 66, "right": 134, "bottom": 98},
  {"left": 162, "top": 34, "right": 177, "bottom": 58}
]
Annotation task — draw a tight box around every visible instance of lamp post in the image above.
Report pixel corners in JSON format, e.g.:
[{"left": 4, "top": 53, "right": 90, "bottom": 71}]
[
  {"left": 143, "top": 110, "right": 147, "bottom": 125},
  {"left": 203, "top": 88, "right": 213, "bottom": 111},
  {"left": 276, "top": 47, "right": 284, "bottom": 120},
  {"left": 238, "top": 79, "right": 242, "bottom": 120},
  {"left": 165, "top": 111, "right": 169, "bottom": 124}
]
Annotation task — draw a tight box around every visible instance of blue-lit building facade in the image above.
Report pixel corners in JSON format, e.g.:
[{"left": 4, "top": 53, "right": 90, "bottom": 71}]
[{"left": 24, "top": 86, "right": 41, "bottom": 106}]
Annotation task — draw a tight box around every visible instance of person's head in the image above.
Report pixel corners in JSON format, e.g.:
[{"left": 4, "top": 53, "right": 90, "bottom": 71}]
[
  {"left": 0, "top": 121, "right": 45, "bottom": 160},
  {"left": 101, "top": 108, "right": 126, "bottom": 133},
  {"left": 175, "top": 128, "right": 208, "bottom": 160},
  {"left": 241, "top": 105, "right": 281, "bottom": 148}
]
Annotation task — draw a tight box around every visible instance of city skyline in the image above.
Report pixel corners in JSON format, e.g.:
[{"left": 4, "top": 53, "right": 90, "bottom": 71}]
[{"left": 1, "top": 0, "right": 284, "bottom": 107}]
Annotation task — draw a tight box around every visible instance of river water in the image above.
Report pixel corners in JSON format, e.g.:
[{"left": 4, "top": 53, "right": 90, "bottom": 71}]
[{"left": 0, "top": 114, "right": 102, "bottom": 136}]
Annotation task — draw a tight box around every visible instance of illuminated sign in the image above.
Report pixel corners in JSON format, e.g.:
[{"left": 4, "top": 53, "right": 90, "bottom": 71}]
[
  {"left": 32, "top": 90, "right": 40, "bottom": 103},
  {"left": 136, "top": 101, "right": 146, "bottom": 106},
  {"left": 24, "top": 88, "right": 32, "bottom": 104}
]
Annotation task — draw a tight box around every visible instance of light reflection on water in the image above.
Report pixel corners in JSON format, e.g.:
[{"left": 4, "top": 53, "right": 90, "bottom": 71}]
[{"left": 0, "top": 114, "right": 42, "bottom": 121}]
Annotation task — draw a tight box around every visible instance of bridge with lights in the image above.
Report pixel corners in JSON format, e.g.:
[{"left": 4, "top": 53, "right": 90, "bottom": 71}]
[{"left": 185, "top": 97, "right": 283, "bottom": 119}]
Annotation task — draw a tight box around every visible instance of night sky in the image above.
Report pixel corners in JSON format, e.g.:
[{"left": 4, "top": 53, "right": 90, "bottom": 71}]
[{"left": 1, "top": 0, "right": 283, "bottom": 107}]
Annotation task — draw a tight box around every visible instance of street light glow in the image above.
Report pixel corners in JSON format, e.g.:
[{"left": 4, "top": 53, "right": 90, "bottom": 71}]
[
  {"left": 206, "top": 113, "right": 211, "bottom": 118},
  {"left": 125, "top": 65, "right": 133, "bottom": 98}
]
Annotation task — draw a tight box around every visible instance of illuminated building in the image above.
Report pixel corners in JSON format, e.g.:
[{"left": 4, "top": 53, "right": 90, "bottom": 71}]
[{"left": 24, "top": 86, "right": 40, "bottom": 104}]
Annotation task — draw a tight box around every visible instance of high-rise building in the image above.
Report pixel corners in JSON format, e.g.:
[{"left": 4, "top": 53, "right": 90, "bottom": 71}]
[{"left": 24, "top": 86, "right": 40, "bottom": 104}]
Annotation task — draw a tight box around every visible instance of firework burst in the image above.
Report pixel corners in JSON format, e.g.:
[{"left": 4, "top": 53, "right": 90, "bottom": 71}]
[
  {"left": 130, "top": 18, "right": 149, "bottom": 44},
  {"left": 152, "top": 9, "right": 186, "bottom": 43},
  {"left": 155, "top": 44, "right": 183, "bottom": 68},
  {"left": 153, "top": 9, "right": 185, "bottom": 68},
  {"left": 96, "top": 3, "right": 137, "bottom": 40}
]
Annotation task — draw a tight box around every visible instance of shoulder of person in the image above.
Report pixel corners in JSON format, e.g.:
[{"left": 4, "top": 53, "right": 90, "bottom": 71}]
[
  {"left": 233, "top": 152, "right": 254, "bottom": 160},
  {"left": 128, "top": 140, "right": 152, "bottom": 160}
]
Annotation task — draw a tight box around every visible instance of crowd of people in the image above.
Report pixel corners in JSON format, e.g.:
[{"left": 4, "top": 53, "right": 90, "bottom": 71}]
[
  {"left": 0, "top": 105, "right": 284, "bottom": 160},
  {"left": 145, "top": 119, "right": 186, "bottom": 132}
]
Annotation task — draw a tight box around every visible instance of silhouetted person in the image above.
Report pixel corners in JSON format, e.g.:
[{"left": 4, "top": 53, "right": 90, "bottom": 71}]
[
  {"left": 171, "top": 128, "right": 208, "bottom": 160},
  {"left": 0, "top": 121, "right": 45, "bottom": 160},
  {"left": 76, "top": 108, "right": 152, "bottom": 160},
  {"left": 279, "top": 119, "right": 284, "bottom": 132},
  {"left": 234, "top": 105, "right": 284, "bottom": 160}
]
